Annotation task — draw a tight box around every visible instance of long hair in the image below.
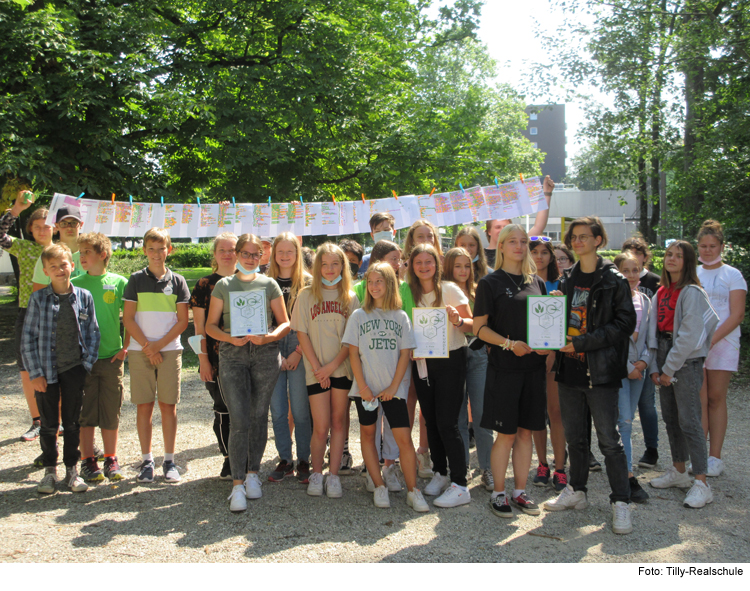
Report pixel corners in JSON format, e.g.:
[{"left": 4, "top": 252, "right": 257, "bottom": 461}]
[
  {"left": 363, "top": 262, "right": 402, "bottom": 313},
  {"left": 268, "top": 232, "right": 311, "bottom": 315},
  {"left": 403, "top": 219, "right": 442, "bottom": 261},
  {"left": 443, "top": 247, "right": 475, "bottom": 301},
  {"left": 210, "top": 231, "right": 238, "bottom": 273},
  {"left": 406, "top": 243, "right": 443, "bottom": 307},
  {"left": 309, "top": 241, "right": 353, "bottom": 308},
  {"left": 529, "top": 238, "right": 560, "bottom": 282},
  {"left": 455, "top": 226, "right": 488, "bottom": 281},
  {"left": 661, "top": 240, "right": 701, "bottom": 289},
  {"left": 494, "top": 224, "right": 537, "bottom": 284}
]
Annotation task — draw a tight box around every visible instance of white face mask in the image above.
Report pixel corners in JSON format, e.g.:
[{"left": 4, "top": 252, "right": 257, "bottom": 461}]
[
  {"left": 472, "top": 255, "right": 479, "bottom": 263},
  {"left": 373, "top": 230, "right": 394, "bottom": 243}
]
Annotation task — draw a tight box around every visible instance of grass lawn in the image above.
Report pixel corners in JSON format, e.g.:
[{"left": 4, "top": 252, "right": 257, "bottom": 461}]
[{"left": 173, "top": 267, "right": 212, "bottom": 291}]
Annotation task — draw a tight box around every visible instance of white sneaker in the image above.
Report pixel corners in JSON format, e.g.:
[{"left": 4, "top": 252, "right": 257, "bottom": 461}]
[
  {"left": 325, "top": 474, "right": 343, "bottom": 498},
  {"left": 37, "top": 469, "right": 57, "bottom": 495},
  {"left": 364, "top": 471, "right": 376, "bottom": 492},
  {"left": 706, "top": 456, "right": 724, "bottom": 477},
  {"left": 650, "top": 465, "right": 692, "bottom": 489},
  {"left": 244, "top": 473, "right": 262, "bottom": 499},
  {"left": 417, "top": 452, "right": 433, "bottom": 478},
  {"left": 228, "top": 484, "right": 247, "bottom": 512},
  {"left": 543, "top": 484, "right": 589, "bottom": 511},
  {"left": 383, "top": 465, "right": 402, "bottom": 492},
  {"left": 612, "top": 501, "right": 633, "bottom": 534},
  {"left": 66, "top": 467, "right": 88, "bottom": 493},
  {"left": 307, "top": 472, "right": 324, "bottom": 496},
  {"left": 407, "top": 489, "right": 430, "bottom": 513},
  {"left": 481, "top": 469, "right": 494, "bottom": 492},
  {"left": 424, "top": 472, "right": 450, "bottom": 496},
  {"left": 433, "top": 483, "right": 471, "bottom": 508},
  {"left": 373, "top": 485, "right": 390, "bottom": 508},
  {"left": 684, "top": 480, "right": 713, "bottom": 508}
]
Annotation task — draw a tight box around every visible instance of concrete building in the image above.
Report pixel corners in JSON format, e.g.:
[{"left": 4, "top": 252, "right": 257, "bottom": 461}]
[{"left": 521, "top": 104, "right": 567, "bottom": 183}]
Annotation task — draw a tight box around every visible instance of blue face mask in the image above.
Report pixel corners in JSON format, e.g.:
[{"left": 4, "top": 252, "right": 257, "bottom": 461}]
[
  {"left": 373, "top": 230, "right": 394, "bottom": 243},
  {"left": 472, "top": 255, "right": 479, "bottom": 263},
  {"left": 321, "top": 274, "right": 342, "bottom": 287},
  {"left": 236, "top": 261, "right": 259, "bottom": 275}
]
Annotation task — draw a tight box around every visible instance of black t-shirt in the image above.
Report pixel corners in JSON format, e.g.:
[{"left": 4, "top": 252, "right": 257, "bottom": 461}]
[
  {"left": 561, "top": 270, "right": 595, "bottom": 388},
  {"left": 638, "top": 270, "right": 660, "bottom": 299},
  {"left": 275, "top": 276, "right": 293, "bottom": 308},
  {"left": 189, "top": 272, "right": 225, "bottom": 369},
  {"left": 474, "top": 269, "right": 547, "bottom": 372},
  {"left": 484, "top": 248, "right": 496, "bottom": 270}
]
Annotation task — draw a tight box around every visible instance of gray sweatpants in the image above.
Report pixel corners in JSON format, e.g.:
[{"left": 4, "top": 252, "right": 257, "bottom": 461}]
[
  {"left": 656, "top": 338, "right": 707, "bottom": 476},
  {"left": 219, "top": 341, "right": 281, "bottom": 480}
]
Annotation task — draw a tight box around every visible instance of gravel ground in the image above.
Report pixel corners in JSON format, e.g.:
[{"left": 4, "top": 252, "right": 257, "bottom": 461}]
[{"left": 1, "top": 304, "right": 749, "bottom": 563}]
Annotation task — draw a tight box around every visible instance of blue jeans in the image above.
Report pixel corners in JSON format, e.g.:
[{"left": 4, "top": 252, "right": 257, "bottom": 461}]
[
  {"left": 637, "top": 378, "right": 659, "bottom": 450},
  {"left": 558, "top": 383, "right": 630, "bottom": 503},
  {"left": 458, "top": 346, "right": 493, "bottom": 471},
  {"left": 618, "top": 377, "right": 645, "bottom": 470},
  {"left": 269, "top": 330, "right": 311, "bottom": 463}
]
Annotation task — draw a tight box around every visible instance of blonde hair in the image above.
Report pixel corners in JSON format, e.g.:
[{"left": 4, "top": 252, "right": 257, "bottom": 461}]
[
  {"left": 363, "top": 262, "right": 402, "bottom": 313},
  {"left": 143, "top": 227, "right": 172, "bottom": 249},
  {"left": 41, "top": 242, "right": 73, "bottom": 265},
  {"left": 407, "top": 243, "right": 443, "bottom": 307},
  {"left": 403, "top": 219, "right": 442, "bottom": 260},
  {"left": 494, "top": 224, "right": 537, "bottom": 284},
  {"left": 210, "top": 232, "right": 238, "bottom": 273},
  {"left": 613, "top": 250, "right": 640, "bottom": 271},
  {"left": 443, "top": 247, "right": 475, "bottom": 301},
  {"left": 77, "top": 232, "right": 113, "bottom": 266},
  {"left": 269, "top": 232, "right": 311, "bottom": 315},
  {"left": 309, "top": 242, "right": 353, "bottom": 308},
  {"left": 455, "top": 226, "right": 488, "bottom": 280}
]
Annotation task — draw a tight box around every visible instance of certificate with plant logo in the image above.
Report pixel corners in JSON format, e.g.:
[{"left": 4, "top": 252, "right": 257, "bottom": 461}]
[
  {"left": 527, "top": 295, "right": 566, "bottom": 349},
  {"left": 412, "top": 307, "right": 449, "bottom": 358},
  {"left": 229, "top": 291, "right": 268, "bottom": 337}
]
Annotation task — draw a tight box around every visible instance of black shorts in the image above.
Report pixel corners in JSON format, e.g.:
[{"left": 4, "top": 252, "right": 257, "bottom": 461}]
[
  {"left": 481, "top": 364, "right": 547, "bottom": 434},
  {"left": 352, "top": 397, "right": 410, "bottom": 429},
  {"left": 307, "top": 376, "right": 353, "bottom": 396},
  {"left": 15, "top": 308, "right": 27, "bottom": 370}
]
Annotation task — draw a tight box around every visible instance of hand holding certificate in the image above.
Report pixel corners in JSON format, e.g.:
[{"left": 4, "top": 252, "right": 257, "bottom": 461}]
[
  {"left": 412, "top": 307, "right": 449, "bottom": 358},
  {"left": 527, "top": 295, "right": 566, "bottom": 349},
  {"left": 229, "top": 291, "right": 268, "bottom": 337}
]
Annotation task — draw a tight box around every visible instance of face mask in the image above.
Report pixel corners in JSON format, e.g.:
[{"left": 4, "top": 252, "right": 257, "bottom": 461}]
[
  {"left": 349, "top": 262, "right": 360, "bottom": 277},
  {"left": 236, "top": 261, "right": 259, "bottom": 275},
  {"left": 322, "top": 274, "right": 342, "bottom": 287},
  {"left": 373, "top": 230, "right": 394, "bottom": 243},
  {"left": 472, "top": 255, "right": 479, "bottom": 263},
  {"left": 698, "top": 255, "right": 722, "bottom": 266}
]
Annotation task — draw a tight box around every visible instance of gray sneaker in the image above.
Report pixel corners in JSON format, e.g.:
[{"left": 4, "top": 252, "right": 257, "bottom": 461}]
[
  {"left": 163, "top": 460, "right": 181, "bottom": 483},
  {"left": 65, "top": 466, "right": 88, "bottom": 493},
  {"left": 37, "top": 468, "right": 57, "bottom": 494}
]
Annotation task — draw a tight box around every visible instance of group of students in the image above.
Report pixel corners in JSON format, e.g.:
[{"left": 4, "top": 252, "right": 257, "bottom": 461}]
[{"left": 2, "top": 182, "right": 745, "bottom": 536}]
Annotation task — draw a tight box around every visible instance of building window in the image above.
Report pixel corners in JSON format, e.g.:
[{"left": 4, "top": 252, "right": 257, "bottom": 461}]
[
  {"left": 532, "top": 142, "right": 538, "bottom": 148},
  {"left": 530, "top": 127, "right": 538, "bottom": 135},
  {"left": 529, "top": 113, "right": 538, "bottom": 120}
]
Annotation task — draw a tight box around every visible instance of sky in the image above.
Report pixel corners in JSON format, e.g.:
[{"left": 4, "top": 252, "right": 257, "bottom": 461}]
[{"left": 476, "top": 1, "right": 592, "bottom": 165}]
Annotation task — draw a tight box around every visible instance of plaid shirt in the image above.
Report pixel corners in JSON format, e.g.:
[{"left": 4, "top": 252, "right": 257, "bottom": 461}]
[{"left": 22, "top": 284, "right": 100, "bottom": 383}]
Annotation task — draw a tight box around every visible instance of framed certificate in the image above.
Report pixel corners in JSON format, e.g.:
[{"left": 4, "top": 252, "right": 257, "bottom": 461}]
[
  {"left": 412, "top": 307, "right": 449, "bottom": 358},
  {"left": 229, "top": 290, "right": 268, "bottom": 337},
  {"left": 527, "top": 295, "right": 566, "bottom": 349}
]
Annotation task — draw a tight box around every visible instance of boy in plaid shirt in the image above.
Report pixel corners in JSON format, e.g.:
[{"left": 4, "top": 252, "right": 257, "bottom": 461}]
[{"left": 22, "top": 243, "right": 100, "bottom": 494}]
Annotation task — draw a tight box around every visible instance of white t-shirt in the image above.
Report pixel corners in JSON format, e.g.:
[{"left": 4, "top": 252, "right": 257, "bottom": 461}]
[
  {"left": 697, "top": 264, "right": 747, "bottom": 346},
  {"left": 342, "top": 308, "right": 416, "bottom": 399},
  {"left": 417, "top": 281, "right": 469, "bottom": 351}
]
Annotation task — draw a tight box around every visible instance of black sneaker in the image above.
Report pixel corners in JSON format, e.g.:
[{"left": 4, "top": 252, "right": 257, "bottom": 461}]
[
  {"left": 103, "top": 456, "right": 124, "bottom": 481},
  {"left": 268, "top": 460, "right": 294, "bottom": 482},
  {"left": 296, "top": 460, "right": 311, "bottom": 484},
  {"left": 80, "top": 457, "right": 105, "bottom": 482},
  {"left": 511, "top": 491, "right": 541, "bottom": 515},
  {"left": 638, "top": 447, "right": 659, "bottom": 469},
  {"left": 552, "top": 470, "right": 567, "bottom": 492},
  {"left": 219, "top": 457, "right": 232, "bottom": 480},
  {"left": 21, "top": 420, "right": 41, "bottom": 442},
  {"left": 490, "top": 494, "right": 512, "bottom": 518},
  {"left": 589, "top": 452, "right": 602, "bottom": 471},
  {"left": 629, "top": 476, "right": 649, "bottom": 503},
  {"left": 533, "top": 463, "right": 550, "bottom": 486},
  {"left": 339, "top": 451, "right": 353, "bottom": 475},
  {"left": 137, "top": 460, "right": 155, "bottom": 483}
]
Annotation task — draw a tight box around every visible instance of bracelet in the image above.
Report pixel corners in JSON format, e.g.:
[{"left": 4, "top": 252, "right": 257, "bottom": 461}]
[
  {"left": 500, "top": 337, "right": 515, "bottom": 351},
  {"left": 476, "top": 325, "right": 488, "bottom": 339},
  {"left": 453, "top": 318, "right": 464, "bottom": 328}
]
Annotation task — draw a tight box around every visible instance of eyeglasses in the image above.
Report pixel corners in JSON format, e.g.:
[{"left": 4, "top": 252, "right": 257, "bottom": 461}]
[
  {"left": 239, "top": 251, "right": 261, "bottom": 260},
  {"left": 529, "top": 236, "right": 551, "bottom": 242},
  {"left": 556, "top": 257, "right": 570, "bottom": 264},
  {"left": 58, "top": 220, "right": 81, "bottom": 229},
  {"left": 570, "top": 234, "right": 594, "bottom": 244}
]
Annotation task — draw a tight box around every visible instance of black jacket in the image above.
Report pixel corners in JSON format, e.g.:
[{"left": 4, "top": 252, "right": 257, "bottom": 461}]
[{"left": 555, "top": 256, "right": 636, "bottom": 387}]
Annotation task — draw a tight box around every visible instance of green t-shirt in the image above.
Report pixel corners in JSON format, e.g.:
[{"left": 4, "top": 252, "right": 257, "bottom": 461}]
[
  {"left": 32, "top": 249, "right": 83, "bottom": 285},
  {"left": 72, "top": 271, "right": 128, "bottom": 359},
  {"left": 6, "top": 238, "right": 43, "bottom": 308},
  {"left": 353, "top": 280, "right": 366, "bottom": 303},
  {"left": 212, "top": 274, "right": 283, "bottom": 334}
]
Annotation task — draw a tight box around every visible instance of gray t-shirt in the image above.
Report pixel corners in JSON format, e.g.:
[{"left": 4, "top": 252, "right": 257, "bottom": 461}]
[
  {"left": 342, "top": 308, "right": 416, "bottom": 399},
  {"left": 56, "top": 293, "right": 83, "bottom": 373},
  {"left": 212, "top": 274, "right": 283, "bottom": 334}
]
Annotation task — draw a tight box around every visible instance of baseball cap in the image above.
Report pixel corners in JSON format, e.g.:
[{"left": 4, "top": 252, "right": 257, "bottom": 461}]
[{"left": 55, "top": 205, "right": 83, "bottom": 223}]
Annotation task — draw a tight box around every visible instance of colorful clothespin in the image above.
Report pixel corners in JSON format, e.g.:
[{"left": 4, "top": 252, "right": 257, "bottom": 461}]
[
  {"left": 361, "top": 193, "right": 366, "bottom": 204},
  {"left": 519, "top": 173, "right": 525, "bottom": 183},
  {"left": 331, "top": 194, "right": 337, "bottom": 204},
  {"left": 429, "top": 187, "right": 436, "bottom": 197},
  {"left": 459, "top": 183, "right": 465, "bottom": 193},
  {"left": 77, "top": 192, "right": 85, "bottom": 199},
  {"left": 196, "top": 195, "right": 200, "bottom": 206},
  {"left": 494, "top": 177, "right": 500, "bottom": 189},
  {"left": 268, "top": 196, "right": 271, "bottom": 206},
  {"left": 299, "top": 195, "right": 304, "bottom": 206},
  {"left": 111, "top": 193, "right": 115, "bottom": 203},
  {"left": 231, "top": 196, "right": 236, "bottom": 207},
  {"left": 391, "top": 190, "right": 398, "bottom": 200},
  {"left": 160, "top": 196, "right": 164, "bottom": 207}
]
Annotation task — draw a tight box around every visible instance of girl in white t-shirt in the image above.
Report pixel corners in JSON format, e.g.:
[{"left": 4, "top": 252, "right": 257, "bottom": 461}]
[
  {"left": 291, "top": 242, "right": 359, "bottom": 498},
  {"left": 400, "top": 243, "right": 474, "bottom": 508},
  {"left": 343, "top": 262, "right": 429, "bottom": 512},
  {"left": 696, "top": 220, "right": 747, "bottom": 476}
]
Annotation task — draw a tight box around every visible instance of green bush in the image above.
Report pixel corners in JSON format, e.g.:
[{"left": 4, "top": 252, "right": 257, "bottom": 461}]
[{"left": 110, "top": 243, "right": 213, "bottom": 272}]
